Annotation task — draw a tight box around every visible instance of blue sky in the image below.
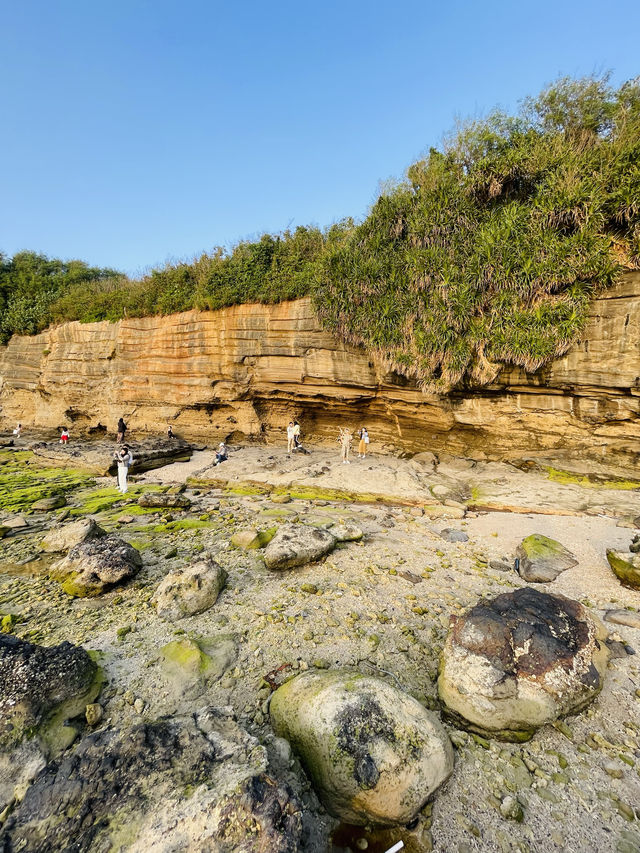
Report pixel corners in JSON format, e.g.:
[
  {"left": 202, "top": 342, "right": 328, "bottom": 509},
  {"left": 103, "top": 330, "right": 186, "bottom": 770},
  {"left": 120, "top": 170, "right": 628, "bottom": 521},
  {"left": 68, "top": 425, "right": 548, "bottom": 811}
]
[{"left": 2, "top": 0, "right": 639, "bottom": 275}]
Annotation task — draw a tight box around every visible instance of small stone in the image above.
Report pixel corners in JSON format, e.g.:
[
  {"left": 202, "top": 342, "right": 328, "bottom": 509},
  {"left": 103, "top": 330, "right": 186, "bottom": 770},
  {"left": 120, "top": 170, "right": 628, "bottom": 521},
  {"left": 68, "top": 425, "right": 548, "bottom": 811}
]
[
  {"left": 165, "top": 547, "right": 178, "bottom": 558},
  {"left": 133, "top": 698, "right": 145, "bottom": 714},
  {"left": 124, "top": 690, "right": 135, "bottom": 706},
  {"left": 605, "top": 610, "right": 640, "bottom": 630},
  {"left": 500, "top": 795, "right": 524, "bottom": 822},
  {"left": 85, "top": 703, "right": 103, "bottom": 726},
  {"left": 300, "top": 583, "right": 319, "bottom": 595}
]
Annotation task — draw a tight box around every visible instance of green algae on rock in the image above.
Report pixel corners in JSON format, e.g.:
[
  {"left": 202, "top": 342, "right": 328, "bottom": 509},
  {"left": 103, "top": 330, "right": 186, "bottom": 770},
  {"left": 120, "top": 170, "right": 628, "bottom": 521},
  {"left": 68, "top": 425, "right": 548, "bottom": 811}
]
[
  {"left": 607, "top": 550, "right": 640, "bottom": 590},
  {"left": 50, "top": 534, "right": 143, "bottom": 597},
  {"left": 516, "top": 534, "right": 578, "bottom": 582},
  {"left": 270, "top": 669, "right": 453, "bottom": 826}
]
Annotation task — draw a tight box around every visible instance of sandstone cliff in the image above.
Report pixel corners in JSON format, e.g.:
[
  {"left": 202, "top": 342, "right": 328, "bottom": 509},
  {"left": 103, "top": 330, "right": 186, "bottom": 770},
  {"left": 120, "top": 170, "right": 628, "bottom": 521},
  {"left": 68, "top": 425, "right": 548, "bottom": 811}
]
[{"left": 1, "top": 273, "right": 638, "bottom": 465}]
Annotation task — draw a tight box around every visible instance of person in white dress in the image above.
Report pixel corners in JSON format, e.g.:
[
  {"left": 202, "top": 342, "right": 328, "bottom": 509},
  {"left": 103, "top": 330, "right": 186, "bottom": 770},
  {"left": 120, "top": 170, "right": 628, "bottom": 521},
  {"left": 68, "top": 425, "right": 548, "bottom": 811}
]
[{"left": 115, "top": 445, "right": 133, "bottom": 493}]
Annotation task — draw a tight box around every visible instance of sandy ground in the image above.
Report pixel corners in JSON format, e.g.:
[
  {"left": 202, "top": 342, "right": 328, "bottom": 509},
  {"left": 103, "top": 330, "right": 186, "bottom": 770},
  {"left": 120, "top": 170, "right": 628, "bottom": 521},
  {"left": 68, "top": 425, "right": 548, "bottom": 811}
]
[{"left": 1, "top": 443, "right": 640, "bottom": 852}]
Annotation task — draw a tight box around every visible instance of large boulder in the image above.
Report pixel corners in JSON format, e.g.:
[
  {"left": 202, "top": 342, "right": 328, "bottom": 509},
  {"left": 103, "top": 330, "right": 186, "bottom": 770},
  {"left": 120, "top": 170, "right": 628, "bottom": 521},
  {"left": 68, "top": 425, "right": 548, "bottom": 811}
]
[
  {"left": 50, "top": 535, "right": 142, "bottom": 597},
  {"left": 264, "top": 523, "right": 336, "bottom": 570},
  {"left": 438, "top": 587, "right": 609, "bottom": 741},
  {"left": 515, "top": 534, "right": 578, "bottom": 582},
  {"left": 153, "top": 556, "right": 228, "bottom": 619},
  {"left": 40, "top": 518, "right": 105, "bottom": 553},
  {"left": 607, "top": 550, "right": 640, "bottom": 590},
  {"left": 0, "top": 634, "right": 98, "bottom": 750},
  {"left": 270, "top": 670, "right": 453, "bottom": 826},
  {"left": 1, "top": 708, "right": 304, "bottom": 853}
]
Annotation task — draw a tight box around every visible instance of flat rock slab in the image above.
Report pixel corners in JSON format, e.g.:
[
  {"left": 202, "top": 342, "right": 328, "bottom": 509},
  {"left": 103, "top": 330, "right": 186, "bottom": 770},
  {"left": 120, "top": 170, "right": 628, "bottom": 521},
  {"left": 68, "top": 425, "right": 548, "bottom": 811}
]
[
  {"left": 51, "top": 534, "right": 142, "bottom": 597},
  {"left": 438, "top": 587, "right": 609, "bottom": 741},
  {"left": 270, "top": 670, "right": 453, "bottom": 826},
  {"left": 439, "top": 528, "right": 469, "bottom": 543},
  {"left": 40, "top": 518, "right": 105, "bottom": 553},
  {"left": 607, "top": 550, "right": 640, "bottom": 590},
  {"left": 31, "top": 437, "right": 193, "bottom": 476},
  {"left": 604, "top": 609, "right": 640, "bottom": 629},
  {"left": 138, "top": 492, "right": 192, "bottom": 509},
  {"left": 0, "top": 634, "right": 97, "bottom": 749},
  {"left": 264, "top": 523, "right": 337, "bottom": 570},
  {"left": 516, "top": 533, "right": 578, "bottom": 582},
  {"left": 1, "top": 708, "right": 303, "bottom": 853},
  {"left": 31, "top": 495, "right": 67, "bottom": 511}
]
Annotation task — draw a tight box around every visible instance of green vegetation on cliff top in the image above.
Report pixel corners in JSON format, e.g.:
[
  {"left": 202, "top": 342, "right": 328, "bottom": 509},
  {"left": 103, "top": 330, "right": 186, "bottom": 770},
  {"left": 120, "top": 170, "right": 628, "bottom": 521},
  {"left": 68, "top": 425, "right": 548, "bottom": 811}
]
[{"left": 2, "top": 75, "right": 639, "bottom": 388}]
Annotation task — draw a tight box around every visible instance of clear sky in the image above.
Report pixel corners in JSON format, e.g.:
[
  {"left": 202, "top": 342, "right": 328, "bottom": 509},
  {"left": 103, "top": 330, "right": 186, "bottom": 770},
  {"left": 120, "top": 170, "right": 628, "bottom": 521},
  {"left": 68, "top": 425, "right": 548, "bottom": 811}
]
[{"left": 2, "top": 0, "right": 639, "bottom": 275}]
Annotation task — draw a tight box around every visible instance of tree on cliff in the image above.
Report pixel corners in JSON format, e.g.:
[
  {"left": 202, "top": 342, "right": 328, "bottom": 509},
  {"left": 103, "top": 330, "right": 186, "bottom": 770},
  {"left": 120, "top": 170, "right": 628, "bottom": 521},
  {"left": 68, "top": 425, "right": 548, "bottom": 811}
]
[{"left": 0, "top": 252, "right": 122, "bottom": 343}]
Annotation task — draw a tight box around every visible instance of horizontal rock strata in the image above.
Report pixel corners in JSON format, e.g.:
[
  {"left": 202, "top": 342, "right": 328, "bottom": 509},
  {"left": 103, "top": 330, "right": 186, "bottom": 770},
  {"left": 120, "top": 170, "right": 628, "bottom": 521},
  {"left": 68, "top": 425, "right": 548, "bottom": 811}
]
[{"left": 1, "top": 273, "right": 638, "bottom": 465}]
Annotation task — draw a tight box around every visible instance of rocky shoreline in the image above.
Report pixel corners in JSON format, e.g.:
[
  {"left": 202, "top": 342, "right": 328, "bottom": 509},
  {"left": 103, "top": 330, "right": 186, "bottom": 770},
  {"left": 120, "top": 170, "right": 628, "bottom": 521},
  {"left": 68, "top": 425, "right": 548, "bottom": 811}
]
[{"left": 1, "top": 437, "right": 639, "bottom": 852}]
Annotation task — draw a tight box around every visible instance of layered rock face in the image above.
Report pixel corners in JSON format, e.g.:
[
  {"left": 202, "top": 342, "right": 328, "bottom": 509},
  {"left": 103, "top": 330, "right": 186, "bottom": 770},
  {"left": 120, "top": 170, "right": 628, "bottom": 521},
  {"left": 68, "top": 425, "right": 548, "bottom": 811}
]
[{"left": 1, "top": 273, "right": 638, "bottom": 464}]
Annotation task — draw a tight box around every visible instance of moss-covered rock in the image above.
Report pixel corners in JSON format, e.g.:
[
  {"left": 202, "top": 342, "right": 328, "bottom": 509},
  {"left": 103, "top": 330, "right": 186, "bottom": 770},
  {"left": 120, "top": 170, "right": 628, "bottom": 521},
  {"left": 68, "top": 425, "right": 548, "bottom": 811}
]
[
  {"left": 230, "top": 527, "right": 276, "bottom": 550},
  {"left": 50, "top": 534, "right": 142, "bottom": 597},
  {"left": 270, "top": 669, "right": 453, "bottom": 826},
  {"left": 0, "top": 634, "right": 98, "bottom": 751},
  {"left": 607, "top": 550, "right": 640, "bottom": 590},
  {"left": 516, "top": 534, "right": 578, "bottom": 582},
  {"left": 40, "top": 517, "right": 105, "bottom": 553}
]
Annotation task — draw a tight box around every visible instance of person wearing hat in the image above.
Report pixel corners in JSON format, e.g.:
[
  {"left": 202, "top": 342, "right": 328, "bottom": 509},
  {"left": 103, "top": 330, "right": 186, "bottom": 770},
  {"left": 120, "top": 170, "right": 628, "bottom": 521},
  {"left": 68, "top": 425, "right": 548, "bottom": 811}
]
[{"left": 215, "top": 442, "right": 228, "bottom": 465}]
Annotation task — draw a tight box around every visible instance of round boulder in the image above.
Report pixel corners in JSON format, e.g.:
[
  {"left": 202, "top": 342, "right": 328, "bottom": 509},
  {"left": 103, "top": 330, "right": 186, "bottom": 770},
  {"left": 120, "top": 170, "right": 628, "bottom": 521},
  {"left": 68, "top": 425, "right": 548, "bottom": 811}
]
[
  {"left": 270, "top": 670, "right": 453, "bottom": 826},
  {"left": 50, "top": 534, "right": 143, "bottom": 597},
  {"left": 153, "top": 556, "right": 228, "bottom": 619},
  {"left": 438, "top": 587, "right": 609, "bottom": 741}
]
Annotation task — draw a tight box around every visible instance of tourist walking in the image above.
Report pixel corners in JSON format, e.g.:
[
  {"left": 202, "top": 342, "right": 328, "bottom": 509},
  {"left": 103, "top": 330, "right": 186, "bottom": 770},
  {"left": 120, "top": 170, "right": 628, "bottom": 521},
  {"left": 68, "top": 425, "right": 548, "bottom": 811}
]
[
  {"left": 286, "top": 421, "right": 295, "bottom": 455},
  {"left": 358, "top": 426, "right": 369, "bottom": 458},
  {"left": 115, "top": 445, "right": 133, "bottom": 493},
  {"left": 117, "top": 417, "right": 127, "bottom": 443},
  {"left": 339, "top": 427, "right": 352, "bottom": 464}
]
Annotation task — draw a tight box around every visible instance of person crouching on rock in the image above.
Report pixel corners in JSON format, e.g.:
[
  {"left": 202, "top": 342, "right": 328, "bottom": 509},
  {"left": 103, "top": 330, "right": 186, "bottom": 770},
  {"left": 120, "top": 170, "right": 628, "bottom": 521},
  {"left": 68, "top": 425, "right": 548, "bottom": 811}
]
[
  {"left": 117, "top": 417, "right": 127, "bottom": 443},
  {"left": 339, "top": 427, "right": 352, "bottom": 464},
  {"left": 115, "top": 445, "right": 133, "bottom": 493},
  {"left": 60, "top": 427, "right": 70, "bottom": 445},
  {"left": 167, "top": 425, "right": 175, "bottom": 439},
  {"left": 214, "top": 442, "right": 227, "bottom": 465}
]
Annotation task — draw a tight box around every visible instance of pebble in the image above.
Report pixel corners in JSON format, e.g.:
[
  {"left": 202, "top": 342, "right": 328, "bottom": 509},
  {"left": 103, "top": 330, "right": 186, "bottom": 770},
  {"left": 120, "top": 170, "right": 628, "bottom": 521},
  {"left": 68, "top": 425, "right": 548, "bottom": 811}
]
[
  {"left": 134, "top": 698, "right": 145, "bottom": 714},
  {"left": 85, "top": 703, "right": 103, "bottom": 726}
]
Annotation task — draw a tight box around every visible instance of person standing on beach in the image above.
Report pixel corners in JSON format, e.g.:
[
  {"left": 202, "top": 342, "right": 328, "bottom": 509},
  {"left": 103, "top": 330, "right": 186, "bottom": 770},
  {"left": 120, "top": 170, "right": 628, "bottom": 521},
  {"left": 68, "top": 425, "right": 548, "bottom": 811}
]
[
  {"left": 339, "top": 427, "right": 352, "bottom": 464},
  {"left": 60, "top": 427, "right": 70, "bottom": 444},
  {"left": 358, "top": 427, "right": 369, "bottom": 458},
  {"left": 286, "top": 421, "right": 295, "bottom": 455},
  {"left": 293, "top": 420, "right": 301, "bottom": 451},
  {"left": 117, "top": 417, "right": 127, "bottom": 443},
  {"left": 115, "top": 445, "right": 133, "bottom": 493}
]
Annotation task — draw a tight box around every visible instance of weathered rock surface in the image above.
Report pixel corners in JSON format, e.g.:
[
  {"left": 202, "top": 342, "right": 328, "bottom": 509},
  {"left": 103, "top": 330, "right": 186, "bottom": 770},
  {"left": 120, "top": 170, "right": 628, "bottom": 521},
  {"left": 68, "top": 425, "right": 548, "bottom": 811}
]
[
  {"left": 50, "top": 534, "right": 142, "bottom": 596},
  {"left": 0, "top": 634, "right": 97, "bottom": 749},
  {"left": 516, "top": 534, "right": 578, "bottom": 582},
  {"left": 40, "top": 517, "right": 104, "bottom": 553},
  {"left": 1, "top": 708, "right": 304, "bottom": 853},
  {"left": 264, "top": 524, "right": 336, "bottom": 570},
  {"left": 439, "top": 528, "right": 469, "bottom": 543},
  {"left": 270, "top": 670, "right": 453, "bottom": 826},
  {"left": 327, "top": 522, "right": 364, "bottom": 542},
  {"left": 31, "top": 495, "right": 66, "bottom": 511},
  {"left": 1, "top": 273, "right": 638, "bottom": 465},
  {"left": 153, "top": 556, "right": 228, "bottom": 619},
  {"left": 138, "top": 491, "right": 192, "bottom": 509},
  {"left": 438, "top": 587, "right": 609, "bottom": 740},
  {"left": 607, "top": 549, "right": 640, "bottom": 589},
  {"left": 29, "top": 437, "right": 193, "bottom": 476},
  {"left": 603, "top": 609, "right": 640, "bottom": 629}
]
